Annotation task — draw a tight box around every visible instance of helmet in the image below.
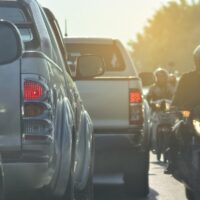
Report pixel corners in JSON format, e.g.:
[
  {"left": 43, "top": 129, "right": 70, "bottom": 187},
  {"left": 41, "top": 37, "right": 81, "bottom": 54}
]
[
  {"left": 194, "top": 45, "right": 200, "bottom": 71},
  {"left": 154, "top": 68, "right": 169, "bottom": 86}
]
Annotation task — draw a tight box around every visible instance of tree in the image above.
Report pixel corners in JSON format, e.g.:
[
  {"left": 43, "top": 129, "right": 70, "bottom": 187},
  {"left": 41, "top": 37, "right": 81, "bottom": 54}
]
[{"left": 129, "top": 0, "right": 200, "bottom": 73}]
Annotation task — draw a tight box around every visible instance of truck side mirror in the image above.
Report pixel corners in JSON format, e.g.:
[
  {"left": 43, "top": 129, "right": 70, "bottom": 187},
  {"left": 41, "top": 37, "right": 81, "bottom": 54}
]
[
  {"left": 76, "top": 55, "right": 105, "bottom": 79},
  {"left": 0, "top": 20, "right": 23, "bottom": 65},
  {"left": 139, "top": 72, "right": 155, "bottom": 87}
]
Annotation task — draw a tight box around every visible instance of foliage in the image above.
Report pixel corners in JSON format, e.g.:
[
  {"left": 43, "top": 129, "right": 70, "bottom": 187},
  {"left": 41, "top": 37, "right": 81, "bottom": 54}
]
[{"left": 128, "top": 0, "right": 200, "bottom": 73}]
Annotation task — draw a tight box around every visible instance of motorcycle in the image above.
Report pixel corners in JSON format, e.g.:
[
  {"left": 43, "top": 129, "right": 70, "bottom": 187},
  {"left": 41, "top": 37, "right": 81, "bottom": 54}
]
[
  {"left": 150, "top": 99, "right": 174, "bottom": 162},
  {"left": 171, "top": 106, "right": 200, "bottom": 200}
]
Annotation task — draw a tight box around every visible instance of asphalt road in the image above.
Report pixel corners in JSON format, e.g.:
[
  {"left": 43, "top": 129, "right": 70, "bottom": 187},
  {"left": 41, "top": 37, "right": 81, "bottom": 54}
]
[{"left": 94, "top": 153, "right": 187, "bottom": 200}]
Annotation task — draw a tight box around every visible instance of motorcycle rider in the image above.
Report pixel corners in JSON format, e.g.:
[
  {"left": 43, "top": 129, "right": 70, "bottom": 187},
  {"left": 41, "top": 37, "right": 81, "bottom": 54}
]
[
  {"left": 147, "top": 68, "right": 174, "bottom": 159},
  {"left": 147, "top": 67, "right": 174, "bottom": 104},
  {"left": 165, "top": 45, "right": 200, "bottom": 173}
]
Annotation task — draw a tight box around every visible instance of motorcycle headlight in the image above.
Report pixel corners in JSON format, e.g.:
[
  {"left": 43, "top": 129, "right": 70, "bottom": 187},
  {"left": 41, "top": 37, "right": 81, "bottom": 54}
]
[
  {"left": 181, "top": 111, "right": 190, "bottom": 118},
  {"left": 165, "top": 103, "right": 170, "bottom": 111},
  {"left": 155, "top": 103, "right": 160, "bottom": 109},
  {"left": 193, "top": 119, "right": 200, "bottom": 136}
]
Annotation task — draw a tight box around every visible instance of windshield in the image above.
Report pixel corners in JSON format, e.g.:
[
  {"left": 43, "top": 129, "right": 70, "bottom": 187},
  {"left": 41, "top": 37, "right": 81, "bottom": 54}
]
[{"left": 65, "top": 43, "right": 125, "bottom": 72}]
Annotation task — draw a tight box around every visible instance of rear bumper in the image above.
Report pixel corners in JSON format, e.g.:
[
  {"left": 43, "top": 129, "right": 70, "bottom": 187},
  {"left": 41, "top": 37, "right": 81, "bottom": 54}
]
[
  {"left": 3, "top": 162, "right": 50, "bottom": 192},
  {"left": 94, "top": 128, "right": 145, "bottom": 151},
  {"left": 0, "top": 148, "right": 53, "bottom": 193},
  {"left": 94, "top": 128, "right": 147, "bottom": 173}
]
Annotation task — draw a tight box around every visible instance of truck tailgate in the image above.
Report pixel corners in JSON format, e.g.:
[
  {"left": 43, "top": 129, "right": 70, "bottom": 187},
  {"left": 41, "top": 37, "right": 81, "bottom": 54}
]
[
  {"left": 76, "top": 77, "right": 141, "bottom": 130},
  {"left": 0, "top": 60, "right": 21, "bottom": 151}
]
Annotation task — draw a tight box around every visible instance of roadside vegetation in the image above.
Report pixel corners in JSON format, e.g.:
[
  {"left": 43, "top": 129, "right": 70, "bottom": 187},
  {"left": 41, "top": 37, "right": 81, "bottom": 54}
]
[{"left": 129, "top": 0, "right": 200, "bottom": 74}]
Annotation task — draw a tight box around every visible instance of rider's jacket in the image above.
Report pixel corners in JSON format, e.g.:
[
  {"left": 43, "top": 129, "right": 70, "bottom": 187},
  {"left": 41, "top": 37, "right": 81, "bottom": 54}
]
[
  {"left": 172, "top": 71, "right": 200, "bottom": 110},
  {"left": 147, "top": 83, "right": 174, "bottom": 103}
]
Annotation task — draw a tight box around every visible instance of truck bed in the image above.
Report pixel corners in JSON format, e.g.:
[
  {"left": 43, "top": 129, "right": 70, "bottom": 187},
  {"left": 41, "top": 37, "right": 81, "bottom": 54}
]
[{"left": 76, "top": 76, "right": 142, "bottom": 130}]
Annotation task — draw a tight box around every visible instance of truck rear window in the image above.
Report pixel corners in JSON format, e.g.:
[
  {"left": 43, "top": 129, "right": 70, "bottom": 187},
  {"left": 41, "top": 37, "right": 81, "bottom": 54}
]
[
  {"left": 0, "top": 7, "right": 27, "bottom": 23},
  {"left": 0, "top": 3, "right": 38, "bottom": 49},
  {"left": 65, "top": 43, "right": 125, "bottom": 72},
  {"left": 0, "top": 7, "right": 33, "bottom": 42}
]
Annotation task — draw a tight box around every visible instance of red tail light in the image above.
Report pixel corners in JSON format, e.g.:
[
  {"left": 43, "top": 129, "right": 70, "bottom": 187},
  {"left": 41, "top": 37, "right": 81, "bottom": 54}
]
[
  {"left": 129, "top": 90, "right": 142, "bottom": 104},
  {"left": 24, "top": 81, "right": 43, "bottom": 100},
  {"left": 22, "top": 76, "right": 53, "bottom": 146},
  {"left": 129, "top": 89, "right": 144, "bottom": 125}
]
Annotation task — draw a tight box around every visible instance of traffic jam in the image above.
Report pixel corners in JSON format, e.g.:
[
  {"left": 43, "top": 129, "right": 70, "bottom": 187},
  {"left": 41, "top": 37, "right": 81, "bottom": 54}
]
[{"left": 0, "top": 0, "right": 199, "bottom": 200}]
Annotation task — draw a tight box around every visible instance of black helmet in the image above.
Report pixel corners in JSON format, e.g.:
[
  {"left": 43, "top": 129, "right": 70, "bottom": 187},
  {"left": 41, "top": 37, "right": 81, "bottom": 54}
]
[{"left": 193, "top": 45, "right": 200, "bottom": 71}]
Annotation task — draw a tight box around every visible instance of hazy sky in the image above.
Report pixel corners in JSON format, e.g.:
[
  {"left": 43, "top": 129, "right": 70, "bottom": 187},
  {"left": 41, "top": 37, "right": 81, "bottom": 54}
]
[{"left": 38, "top": 0, "right": 173, "bottom": 45}]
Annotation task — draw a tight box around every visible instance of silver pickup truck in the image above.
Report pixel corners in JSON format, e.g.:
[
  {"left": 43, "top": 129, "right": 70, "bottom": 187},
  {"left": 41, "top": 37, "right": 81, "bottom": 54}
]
[
  {"left": 0, "top": 1, "right": 97, "bottom": 200},
  {"left": 64, "top": 37, "right": 150, "bottom": 197}
]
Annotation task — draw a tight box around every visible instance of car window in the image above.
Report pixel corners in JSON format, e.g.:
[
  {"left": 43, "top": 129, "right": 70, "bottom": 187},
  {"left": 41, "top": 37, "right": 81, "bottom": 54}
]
[
  {"left": 0, "top": 4, "right": 38, "bottom": 49},
  {"left": 65, "top": 43, "right": 125, "bottom": 72},
  {"left": 0, "top": 7, "right": 32, "bottom": 42},
  {"left": 0, "top": 7, "right": 26, "bottom": 22},
  {"left": 18, "top": 28, "right": 33, "bottom": 42}
]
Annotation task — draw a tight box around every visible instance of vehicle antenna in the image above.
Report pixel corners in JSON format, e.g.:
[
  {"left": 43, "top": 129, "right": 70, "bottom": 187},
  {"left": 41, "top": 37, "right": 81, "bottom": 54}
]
[{"left": 65, "top": 19, "right": 68, "bottom": 37}]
